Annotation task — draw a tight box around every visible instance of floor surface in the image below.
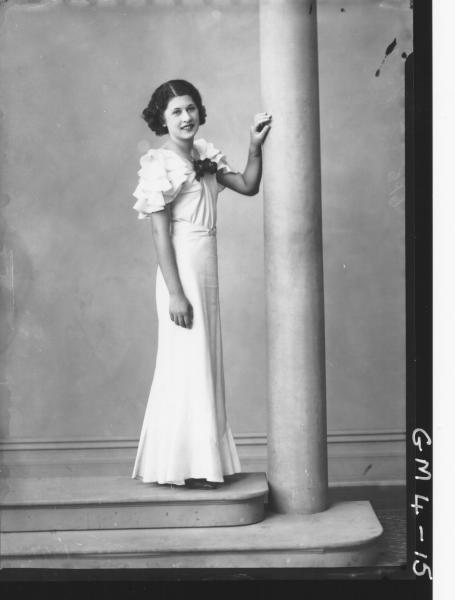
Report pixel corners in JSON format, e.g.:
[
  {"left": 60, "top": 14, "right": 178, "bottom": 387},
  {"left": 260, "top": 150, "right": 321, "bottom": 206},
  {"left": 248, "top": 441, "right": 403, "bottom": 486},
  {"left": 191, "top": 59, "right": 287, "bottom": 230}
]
[{"left": 329, "top": 485, "right": 407, "bottom": 568}]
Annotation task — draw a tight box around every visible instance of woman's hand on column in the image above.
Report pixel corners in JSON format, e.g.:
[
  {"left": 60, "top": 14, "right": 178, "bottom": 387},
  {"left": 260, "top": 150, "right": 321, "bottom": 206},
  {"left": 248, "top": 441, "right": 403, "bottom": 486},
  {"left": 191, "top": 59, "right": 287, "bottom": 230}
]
[
  {"left": 169, "top": 293, "right": 193, "bottom": 328},
  {"left": 250, "top": 112, "right": 272, "bottom": 147}
]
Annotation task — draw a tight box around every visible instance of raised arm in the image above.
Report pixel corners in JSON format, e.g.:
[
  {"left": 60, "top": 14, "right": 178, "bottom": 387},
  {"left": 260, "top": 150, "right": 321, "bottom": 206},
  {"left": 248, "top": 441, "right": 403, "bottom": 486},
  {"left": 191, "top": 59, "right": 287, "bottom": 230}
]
[
  {"left": 216, "top": 112, "right": 272, "bottom": 196},
  {"left": 150, "top": 207, "right": 193, "bottom": 329}
]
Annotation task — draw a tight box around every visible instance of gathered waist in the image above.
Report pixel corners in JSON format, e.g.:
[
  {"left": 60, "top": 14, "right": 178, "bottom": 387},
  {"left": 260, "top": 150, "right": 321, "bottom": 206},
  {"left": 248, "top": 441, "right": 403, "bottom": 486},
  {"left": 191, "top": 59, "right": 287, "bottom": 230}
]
[{"left": 170, "top": 220, "right": 217, "bottom": 237}]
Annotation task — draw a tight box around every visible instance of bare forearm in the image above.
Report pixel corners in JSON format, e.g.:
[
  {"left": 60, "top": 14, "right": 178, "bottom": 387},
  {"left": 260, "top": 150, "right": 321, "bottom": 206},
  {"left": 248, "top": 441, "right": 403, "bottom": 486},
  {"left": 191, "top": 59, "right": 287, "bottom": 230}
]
[
  {"left": 216, "top": 112, "right": 271, "bottom": 196},
  {"left": 150, "top": 219, "right": 183, "bottom": 297},
  {"left": 217, "top": 143, "right": 262, "bottom": 196},
  {"left": 149, "top": 211, "right": 193, "bottom": 329},
  {"left": 241, "top": 143, "right": 262, "bottom": 195}
]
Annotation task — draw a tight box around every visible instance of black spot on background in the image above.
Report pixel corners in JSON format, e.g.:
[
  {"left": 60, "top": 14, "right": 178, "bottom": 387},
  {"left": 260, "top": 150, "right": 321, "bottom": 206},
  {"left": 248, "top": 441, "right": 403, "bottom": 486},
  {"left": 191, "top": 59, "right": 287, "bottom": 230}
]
[
  {"left": 385, "top": 38, "right": 397, "bottom": 57},
  {"left": 374, "top": 38, "right": 398, "bottom": 77},
  {"left": 362, "top": 464, "right": 373, "bottom": 477}
]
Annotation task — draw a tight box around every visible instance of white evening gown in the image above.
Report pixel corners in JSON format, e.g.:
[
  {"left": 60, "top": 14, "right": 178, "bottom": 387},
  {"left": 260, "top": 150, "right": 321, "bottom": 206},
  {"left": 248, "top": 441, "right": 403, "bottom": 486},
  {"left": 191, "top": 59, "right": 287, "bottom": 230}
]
[{"left": 131, "top": 138, "right": 241, "bottom": 485}]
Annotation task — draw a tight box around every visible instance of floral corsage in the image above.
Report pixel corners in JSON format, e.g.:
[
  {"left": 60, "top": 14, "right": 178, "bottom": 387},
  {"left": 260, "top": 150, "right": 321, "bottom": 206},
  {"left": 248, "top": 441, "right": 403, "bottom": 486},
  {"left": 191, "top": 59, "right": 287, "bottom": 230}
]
[{"left": 193, "top": 158, "right": 218, "bottom": 181}]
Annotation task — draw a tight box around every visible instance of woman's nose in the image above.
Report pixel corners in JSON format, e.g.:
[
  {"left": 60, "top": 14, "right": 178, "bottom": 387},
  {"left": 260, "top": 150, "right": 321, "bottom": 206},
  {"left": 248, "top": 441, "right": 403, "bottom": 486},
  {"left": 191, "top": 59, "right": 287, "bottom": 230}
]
[{"left": 181, "top": 110, "right": 190, "bottom": 121}]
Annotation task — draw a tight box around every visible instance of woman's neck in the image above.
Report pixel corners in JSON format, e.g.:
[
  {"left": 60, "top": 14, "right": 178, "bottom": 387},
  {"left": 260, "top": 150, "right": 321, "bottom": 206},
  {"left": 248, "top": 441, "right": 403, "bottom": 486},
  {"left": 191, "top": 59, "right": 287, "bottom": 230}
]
[{"left": 164, "top": 137, "right": 195, "bottom": 161}]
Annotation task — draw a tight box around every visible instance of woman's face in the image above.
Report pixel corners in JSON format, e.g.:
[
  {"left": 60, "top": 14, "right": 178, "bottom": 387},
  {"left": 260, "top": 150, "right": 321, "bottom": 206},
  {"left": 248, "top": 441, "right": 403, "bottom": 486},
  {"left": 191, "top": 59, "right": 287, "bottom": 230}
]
[{"left": 163, "top": 95, "right": 200, "bottom": 143}]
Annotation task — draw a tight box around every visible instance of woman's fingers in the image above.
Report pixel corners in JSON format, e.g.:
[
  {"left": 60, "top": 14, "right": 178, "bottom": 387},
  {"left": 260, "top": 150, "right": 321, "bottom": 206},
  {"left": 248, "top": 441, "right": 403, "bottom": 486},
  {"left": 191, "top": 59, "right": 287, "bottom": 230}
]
[
  {"left": 187, "top": 304, "right": 193, "bottom": 328},
  {"left": 254, "top": 113, "right": 272, "bottom": 125},
  {"left": 255, "top": 120, "right": 271, "bottom": 129},
  {"left": 169, "top": 296, "right": 193, "bottom": 328},
  {"left": 257, "top": 125, "right": 271, "bottom": 142},
  {"left": 184, "top": 304, "right": 193, "bottom": 328},
  {"left": 253, "top": 113, "right": 272, "bottom": 133},
  {"left": 170, "top": 312, "right": 181, "bottom": 326},
  {"left": 170, "top": 311, "right": 193, "bottom": 328}
]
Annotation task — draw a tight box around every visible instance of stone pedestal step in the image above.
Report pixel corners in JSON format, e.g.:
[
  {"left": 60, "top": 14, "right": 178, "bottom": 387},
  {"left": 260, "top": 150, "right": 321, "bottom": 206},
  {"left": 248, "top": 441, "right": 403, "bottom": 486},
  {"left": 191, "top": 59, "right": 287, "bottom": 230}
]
[
  {"left": 0, "top": 501, "right": 383, "bottom": 568},
  {"left": 1, "top": 472, "right": 268, "bottom": 532}
]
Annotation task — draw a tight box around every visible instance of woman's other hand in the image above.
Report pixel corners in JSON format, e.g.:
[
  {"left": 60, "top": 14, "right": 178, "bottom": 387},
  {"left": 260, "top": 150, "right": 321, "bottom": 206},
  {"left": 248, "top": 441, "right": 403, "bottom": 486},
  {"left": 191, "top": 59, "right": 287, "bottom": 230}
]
[
  {"left": 169, "top": 293, "right": 193, "bottom": 328},
  {"left": 250, "top": 112, "right": 272, "bottom": 146}
]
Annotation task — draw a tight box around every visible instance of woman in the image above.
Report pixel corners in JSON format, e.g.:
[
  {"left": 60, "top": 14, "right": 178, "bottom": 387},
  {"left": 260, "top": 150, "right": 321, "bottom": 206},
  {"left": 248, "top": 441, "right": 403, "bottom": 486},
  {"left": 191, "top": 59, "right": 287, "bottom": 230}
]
[{"left": 132, "top": 79, "right": 271, "bottom": 489}]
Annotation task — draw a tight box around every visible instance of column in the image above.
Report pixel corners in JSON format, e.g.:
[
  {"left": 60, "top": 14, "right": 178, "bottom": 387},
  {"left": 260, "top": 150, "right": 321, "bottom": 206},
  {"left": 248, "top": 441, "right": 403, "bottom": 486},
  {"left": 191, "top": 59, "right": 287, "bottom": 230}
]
[{"left": 259, "top": 0, "right": 329, "bottom": 514}]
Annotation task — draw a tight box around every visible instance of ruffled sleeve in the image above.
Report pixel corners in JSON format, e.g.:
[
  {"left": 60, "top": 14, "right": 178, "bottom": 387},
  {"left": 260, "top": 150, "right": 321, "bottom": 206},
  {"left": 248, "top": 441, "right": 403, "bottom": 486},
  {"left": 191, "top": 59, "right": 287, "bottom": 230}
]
[
  {"left": 200, "top": 140, "right": 237, "bottom": 174},
  {"left": 132, "top": 150, "right": 186, "bottom": 219},
  {"left": 195, "top": 139, "right": 238, "bottom": 192}
]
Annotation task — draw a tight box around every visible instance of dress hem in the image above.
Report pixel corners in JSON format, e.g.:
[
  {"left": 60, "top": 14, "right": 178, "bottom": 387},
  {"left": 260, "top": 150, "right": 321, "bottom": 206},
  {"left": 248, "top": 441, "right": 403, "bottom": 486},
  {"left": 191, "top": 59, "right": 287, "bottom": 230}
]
[{"left": 131, "top": 469, "right": 242, "bottom": 486}]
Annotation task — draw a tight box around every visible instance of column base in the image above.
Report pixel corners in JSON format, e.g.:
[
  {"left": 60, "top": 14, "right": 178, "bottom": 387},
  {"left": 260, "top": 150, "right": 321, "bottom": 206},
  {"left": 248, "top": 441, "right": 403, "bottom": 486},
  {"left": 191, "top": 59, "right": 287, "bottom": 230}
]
[{"left": 1, "top": 501, "right": 383, "bottom": 568}]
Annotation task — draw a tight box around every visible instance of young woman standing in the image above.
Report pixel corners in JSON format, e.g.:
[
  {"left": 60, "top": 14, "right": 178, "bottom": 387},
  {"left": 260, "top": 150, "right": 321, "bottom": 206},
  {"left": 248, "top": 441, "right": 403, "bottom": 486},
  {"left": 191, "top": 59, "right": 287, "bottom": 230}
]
[{"left": 132, "top": 80, "right": 271, "bottom": 490}]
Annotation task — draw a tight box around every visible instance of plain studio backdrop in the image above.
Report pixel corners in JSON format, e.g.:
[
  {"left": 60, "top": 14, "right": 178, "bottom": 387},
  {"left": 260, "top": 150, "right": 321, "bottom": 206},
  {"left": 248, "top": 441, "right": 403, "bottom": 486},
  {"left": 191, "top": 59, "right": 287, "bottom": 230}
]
[{"left": 0, "top": 0, "right": 412, "bottom": 484}]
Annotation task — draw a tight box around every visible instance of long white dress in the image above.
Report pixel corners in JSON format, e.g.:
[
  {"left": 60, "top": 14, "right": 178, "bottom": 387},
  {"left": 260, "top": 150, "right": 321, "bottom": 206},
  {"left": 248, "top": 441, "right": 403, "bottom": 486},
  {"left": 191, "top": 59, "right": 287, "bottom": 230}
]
[{"left": 131, "top": 138, "right": 242, "bottom": 485}]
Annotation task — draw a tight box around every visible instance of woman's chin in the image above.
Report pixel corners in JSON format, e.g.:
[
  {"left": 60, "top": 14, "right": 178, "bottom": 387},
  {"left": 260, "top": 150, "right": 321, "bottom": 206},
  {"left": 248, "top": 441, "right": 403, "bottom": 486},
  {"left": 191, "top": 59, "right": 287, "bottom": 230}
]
[
  {"left": 168, "top": 126, "right": 200, "bottom": 144},
  {"left": 181, "top": 126, "right": 199, "bottom": 138}
]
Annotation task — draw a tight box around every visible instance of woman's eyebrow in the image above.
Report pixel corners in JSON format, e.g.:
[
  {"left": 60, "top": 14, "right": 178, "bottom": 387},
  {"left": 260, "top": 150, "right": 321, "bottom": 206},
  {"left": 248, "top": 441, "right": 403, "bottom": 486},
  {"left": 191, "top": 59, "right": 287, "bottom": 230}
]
[{"left": 172, "top": 103, "right": 195, "bottom": 112}]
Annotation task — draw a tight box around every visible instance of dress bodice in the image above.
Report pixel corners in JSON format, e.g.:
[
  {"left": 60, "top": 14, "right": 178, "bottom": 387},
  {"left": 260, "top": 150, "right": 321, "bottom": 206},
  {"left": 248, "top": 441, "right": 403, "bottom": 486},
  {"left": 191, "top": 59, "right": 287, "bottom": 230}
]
[{"left": 132, "top": 139, "right": 237, "bottom": 231}]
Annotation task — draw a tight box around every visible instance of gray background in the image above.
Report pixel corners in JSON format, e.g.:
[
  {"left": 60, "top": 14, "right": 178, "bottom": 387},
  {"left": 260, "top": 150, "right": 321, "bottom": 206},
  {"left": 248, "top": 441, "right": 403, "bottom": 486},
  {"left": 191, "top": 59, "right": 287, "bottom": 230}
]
[{"left": 0, "top": 0, "right": 411, "bottom": 450}]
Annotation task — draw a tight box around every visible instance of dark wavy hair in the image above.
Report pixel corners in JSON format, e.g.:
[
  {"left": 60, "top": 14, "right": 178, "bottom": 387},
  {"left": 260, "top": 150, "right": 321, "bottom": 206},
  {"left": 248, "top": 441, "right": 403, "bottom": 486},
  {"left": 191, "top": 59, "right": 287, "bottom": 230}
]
[{"left": 142, "top": 80, "right": 207, "bottom": 136}]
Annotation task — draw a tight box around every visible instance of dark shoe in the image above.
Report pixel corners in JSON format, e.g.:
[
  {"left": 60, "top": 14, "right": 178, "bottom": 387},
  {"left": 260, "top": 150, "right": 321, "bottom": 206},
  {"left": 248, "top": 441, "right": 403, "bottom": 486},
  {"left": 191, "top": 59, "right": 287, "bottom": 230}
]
[{"left": 185, "top": 478, "right": 219, "bottom": 490}]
